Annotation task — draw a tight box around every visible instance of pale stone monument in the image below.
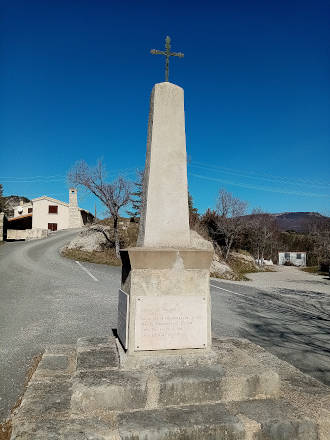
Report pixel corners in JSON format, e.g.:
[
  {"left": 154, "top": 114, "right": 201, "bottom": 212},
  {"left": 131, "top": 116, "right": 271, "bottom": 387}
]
[{"left": 117, "top": 39, "right": 213, "bottom": 358}]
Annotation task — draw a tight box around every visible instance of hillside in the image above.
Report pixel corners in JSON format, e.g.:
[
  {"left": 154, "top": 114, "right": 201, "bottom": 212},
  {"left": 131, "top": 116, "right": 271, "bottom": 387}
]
[
  {"left": 3, "top": 195, "right": 30, "bottom": 216},
  {"left": 273, "top": 212, "right": 328, "bottom": 233}
]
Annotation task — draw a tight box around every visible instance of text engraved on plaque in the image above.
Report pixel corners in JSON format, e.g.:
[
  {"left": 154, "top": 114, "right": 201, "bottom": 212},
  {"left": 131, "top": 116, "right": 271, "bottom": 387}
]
[
  {"left": 117, "top": 289, "right": 129, "bottom": 349},
  {"left": 134, "top": 295, "right": 207, "bottom": 351}
]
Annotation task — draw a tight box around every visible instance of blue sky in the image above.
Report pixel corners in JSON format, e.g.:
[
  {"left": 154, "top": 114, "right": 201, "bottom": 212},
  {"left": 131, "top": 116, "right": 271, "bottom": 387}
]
[{"left": 1, "top": 0, "right": 329, "bottom": 217}]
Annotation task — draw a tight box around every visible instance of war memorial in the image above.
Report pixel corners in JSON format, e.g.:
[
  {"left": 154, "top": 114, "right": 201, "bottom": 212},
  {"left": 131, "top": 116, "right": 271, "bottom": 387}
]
[{"left": 10, "top": 38, "right": 330, "bottom": 439}]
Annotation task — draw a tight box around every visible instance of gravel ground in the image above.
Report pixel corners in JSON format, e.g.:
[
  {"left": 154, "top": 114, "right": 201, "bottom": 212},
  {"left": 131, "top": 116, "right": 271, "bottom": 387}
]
[{"left": 216, "top": 264, "right": 330, "bottom": 294}]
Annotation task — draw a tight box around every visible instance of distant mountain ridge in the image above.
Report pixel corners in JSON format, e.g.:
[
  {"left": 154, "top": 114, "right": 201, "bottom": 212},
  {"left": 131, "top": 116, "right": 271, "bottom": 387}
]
[{"left": 272, "top": 212, "right": 328, "bottom": 233}]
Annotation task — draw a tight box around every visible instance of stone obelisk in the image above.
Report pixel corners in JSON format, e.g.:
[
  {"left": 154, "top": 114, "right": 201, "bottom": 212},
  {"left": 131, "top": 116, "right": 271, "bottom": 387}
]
[
  {"left": 117, "top": 80, "right": 213, "bottom": 359},
  {"left": 137, "top": 82, "right": 190, "bottom": 248}
]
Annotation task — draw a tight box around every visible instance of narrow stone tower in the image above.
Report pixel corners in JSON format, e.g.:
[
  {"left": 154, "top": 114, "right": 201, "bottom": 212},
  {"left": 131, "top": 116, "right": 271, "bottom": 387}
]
[{"left": 68, "top": 188, "right": 83, "bottom": 228}]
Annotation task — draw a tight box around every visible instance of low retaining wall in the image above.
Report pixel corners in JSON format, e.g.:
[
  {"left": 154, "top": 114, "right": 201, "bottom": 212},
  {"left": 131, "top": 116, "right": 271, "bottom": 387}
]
[
  {"left": 26, "top": 228, "right": 48, "bottom": 241},
  {"left": 6, "top": 228, "right": 49, "bottom": 241},
  {"left": 7, "top": 229, "right": 27, "bottom": 240}
]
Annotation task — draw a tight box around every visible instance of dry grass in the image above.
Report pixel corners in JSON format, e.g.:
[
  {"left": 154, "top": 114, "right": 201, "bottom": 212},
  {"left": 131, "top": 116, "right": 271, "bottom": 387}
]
[
  {"left": 263, "top": 266, "right": 277, "bottom": 272},
  {"left": 0, "top": 353, "right": 42, "bottom": 440},
  {"left": 0, "top": 420, "right": 11, "bottom": 440},
  {"left": 301, "top": 266, "right": 319, "bottom": 273},
  {"left": 228, "top": 255, "right": 260, "bottom": 279},
  {"left": 61, "top": 247, "right": 121, "bottom": 266},
  {"left": 301, "top": 266, "right": 328, "bottom": 276}
]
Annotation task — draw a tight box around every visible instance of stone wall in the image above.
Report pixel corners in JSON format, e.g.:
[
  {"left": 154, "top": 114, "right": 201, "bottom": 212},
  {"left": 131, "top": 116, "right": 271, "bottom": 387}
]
[
  {"left": 7, "top": 229, "right": 27, "bottom": 240},
  {"left": 26, "top": 228, "right": 49, "bottom": 241},
  {"left": 0, "top": 213, "right": 4, "bottom": 241}
]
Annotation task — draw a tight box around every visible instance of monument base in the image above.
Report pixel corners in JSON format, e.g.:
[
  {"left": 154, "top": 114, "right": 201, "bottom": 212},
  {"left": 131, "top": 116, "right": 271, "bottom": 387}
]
[
  {"left": 115, "top": 337, "right": 219, "bottom": 370},
  {"left": 10, "top": 335, "right": 330, "bottom": 439},
  {"left": 119, "top": 247, "right": 214, "bottom": 354}
]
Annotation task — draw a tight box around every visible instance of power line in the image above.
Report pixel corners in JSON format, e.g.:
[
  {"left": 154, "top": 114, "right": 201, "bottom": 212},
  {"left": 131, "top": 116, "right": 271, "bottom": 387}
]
[
  {"left": 189, "top": 173, "right": 330, "bottom": 199},
  {"left": 190, "top": 161, "right": 330, "bottom": 188},
  {"left": 0, "top": 175, "right": 66, "bottom": 180},
  {"left": 0, "top": 167, "right": 141, "bottom": 183}
]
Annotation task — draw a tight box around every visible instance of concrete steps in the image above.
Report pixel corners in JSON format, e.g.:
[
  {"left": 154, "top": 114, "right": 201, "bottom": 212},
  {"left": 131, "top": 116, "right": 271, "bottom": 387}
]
[
  {"left": 10, "top": 337, "right": 330, "bottom": 439},
  {"left": 117, "top": 400, "right": 318, "bottom": 440},
  {"left": 71, "top": 364, "right": 279, "bottom": 413}
]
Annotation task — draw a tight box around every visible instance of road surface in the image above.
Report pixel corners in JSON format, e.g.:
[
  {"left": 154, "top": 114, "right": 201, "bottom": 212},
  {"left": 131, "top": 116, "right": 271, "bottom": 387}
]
[{"left": 0, "top": 231, "right": 329, "bottom": 422}]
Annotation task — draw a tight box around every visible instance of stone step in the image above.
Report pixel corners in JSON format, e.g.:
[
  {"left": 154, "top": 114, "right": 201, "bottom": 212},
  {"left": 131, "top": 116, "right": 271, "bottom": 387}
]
[
  {"left": 71, "top": 363, "right": 279, "bottom": 413},
  {"left": 12, "top": 399, "right": 320, "bottom": 440},
  {"left": 117, "top": 400, "right": 319, "bottom": 440}
]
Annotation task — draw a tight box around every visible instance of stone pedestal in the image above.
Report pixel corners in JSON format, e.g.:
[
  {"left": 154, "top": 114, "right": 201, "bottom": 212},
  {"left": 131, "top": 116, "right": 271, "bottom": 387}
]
[{"left": 118, "top": 248, "right": 213, "bottom": 356}]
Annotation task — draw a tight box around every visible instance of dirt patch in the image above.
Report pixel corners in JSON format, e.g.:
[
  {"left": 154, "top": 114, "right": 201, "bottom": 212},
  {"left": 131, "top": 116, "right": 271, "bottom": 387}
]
[
  {"left": 0, "top": 353, "right": 42, "bottom": 440},
  {"left": 0, "top": 420, "right": 11, "bottom": 440},
  {"left": 61, "top": 247, "right": 121, "bottom": 266}
]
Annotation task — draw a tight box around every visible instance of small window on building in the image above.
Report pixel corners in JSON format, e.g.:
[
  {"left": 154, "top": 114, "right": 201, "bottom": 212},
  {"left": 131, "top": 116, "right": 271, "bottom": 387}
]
[
  {"left": 284, "top": 252, "right": 290, "bottom": 259},
  {"left": 296, "top": 253, "right": 301, "bottom": 259},
  {"left": 49, "top": 205, "right": 58, "bottom": 214},
  {"left": 28, "top": 208, "right": 33, "bottom": 213},
  {"left": 48, "top": 223, "right": 57, "bottom": 231}
]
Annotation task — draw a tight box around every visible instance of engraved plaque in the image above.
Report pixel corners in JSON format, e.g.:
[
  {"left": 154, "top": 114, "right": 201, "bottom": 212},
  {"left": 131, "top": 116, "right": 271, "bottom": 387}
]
[
  {"left": 117, "top": 289, "right": 129, "bottom": 349},
  {"left": 134, "top": 296, "right": 207, "bottom": 351}
]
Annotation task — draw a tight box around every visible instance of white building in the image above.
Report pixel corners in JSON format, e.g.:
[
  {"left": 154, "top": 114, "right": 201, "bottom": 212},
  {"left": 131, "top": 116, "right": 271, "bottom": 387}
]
[
  {"left": 13, "top": 200, "right": 33, "bottom": 218},
  {"left": 278, "top": 251, "right": 307, "bottom": 267},
  {"left": 9, "top": 188, "right": 93, "bottom": 235}
]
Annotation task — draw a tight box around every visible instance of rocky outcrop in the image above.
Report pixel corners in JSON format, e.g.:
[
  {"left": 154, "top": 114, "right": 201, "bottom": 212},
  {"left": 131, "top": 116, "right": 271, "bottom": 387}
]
[
  {"left": 190, "top": 230, "right": 236, "bottom": 280},
  {"left": 190, "top": 230, "right": 213, "bottom": 251},
  {"left": 210, "top": 253, "right": 236, "bottom": 280},
  {"left": 65, "top": 225, "right": 113, "bottom": 252}
]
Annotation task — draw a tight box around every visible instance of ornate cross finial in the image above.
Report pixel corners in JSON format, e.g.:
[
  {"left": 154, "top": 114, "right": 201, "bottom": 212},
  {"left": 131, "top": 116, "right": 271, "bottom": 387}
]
[{"left": 150, "top": 36, "right": 184, "bottom": 82}]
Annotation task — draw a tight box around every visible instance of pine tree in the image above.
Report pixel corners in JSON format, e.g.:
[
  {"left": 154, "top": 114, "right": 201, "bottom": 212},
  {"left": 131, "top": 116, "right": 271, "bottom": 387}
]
[
  {"left": 188, "top": 191, "right": 199, "bottom": 227},
  {"left": 127, "top": 169, "right": 144, "bottom": 222},
  {"left": 0, "top": 184, "right": 4, "bottom": 213}
]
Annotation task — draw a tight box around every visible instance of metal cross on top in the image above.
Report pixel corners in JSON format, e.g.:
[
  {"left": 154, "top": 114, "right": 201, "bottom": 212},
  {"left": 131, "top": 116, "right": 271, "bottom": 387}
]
[{"left": 150, "top": 36, "right": 184, "bottom": 82}]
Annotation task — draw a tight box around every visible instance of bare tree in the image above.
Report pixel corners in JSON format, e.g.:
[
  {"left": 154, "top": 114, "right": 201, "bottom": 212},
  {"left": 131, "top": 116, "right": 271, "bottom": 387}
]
[
  {"left": 68, "top": 160, "right": 132, "bottom": 258},
  {"left": 247, "top": 209, "right": 278, "bottom": 264},
  {"left": 306, "top": 217, "right": 330, "bottom": 267},
  {"left": 215, "top": 189, "right": 248, "bottom": 260}
]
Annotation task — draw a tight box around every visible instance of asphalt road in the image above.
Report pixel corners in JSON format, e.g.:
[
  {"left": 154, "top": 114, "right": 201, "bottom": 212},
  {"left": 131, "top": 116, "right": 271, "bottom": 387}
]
[
  {"left": 0, "top": 231, "right": 329, "bottom": 422},
  {"left": 211, "top": 278, "right": 330, "bottom": 387},
  {"left": 0, "top": 230, "right": 120, "bottom": 423}
]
